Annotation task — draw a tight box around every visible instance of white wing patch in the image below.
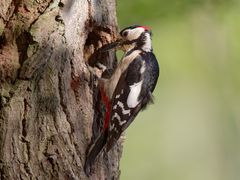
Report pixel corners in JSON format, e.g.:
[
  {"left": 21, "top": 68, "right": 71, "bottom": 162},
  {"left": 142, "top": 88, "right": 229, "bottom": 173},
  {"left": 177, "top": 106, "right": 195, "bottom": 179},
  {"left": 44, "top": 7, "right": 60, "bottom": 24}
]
[
  {"left": 119, "top": 120, "right": 127, "bottom": 126},
  {"left": 110, "top": 123, "right": 115, "bottom": 131},
  {"left": 115, "top": 94, "right": 120, "bottom": 99},
  {"left": 127, "top": 80, "right": 143, "bottom": 108},
  {"left": 113, "top": 105, "right": 117, "bottom": 110},
  {"left": 112, "top": 113, "right": 121, "bottom": 121},
  {"left": 117, "top": 101, "right": 130, "bottom": 115}
]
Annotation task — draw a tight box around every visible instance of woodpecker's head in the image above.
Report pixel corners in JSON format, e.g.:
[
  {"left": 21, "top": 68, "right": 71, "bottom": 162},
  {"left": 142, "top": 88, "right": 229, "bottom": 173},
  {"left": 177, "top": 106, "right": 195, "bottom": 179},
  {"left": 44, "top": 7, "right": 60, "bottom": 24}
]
[
  {"left": 119, "top": 25, "right": 152, "bottom": 52},
  {"left": 102, "top": 25, "right": 152, "bottom": 52}
]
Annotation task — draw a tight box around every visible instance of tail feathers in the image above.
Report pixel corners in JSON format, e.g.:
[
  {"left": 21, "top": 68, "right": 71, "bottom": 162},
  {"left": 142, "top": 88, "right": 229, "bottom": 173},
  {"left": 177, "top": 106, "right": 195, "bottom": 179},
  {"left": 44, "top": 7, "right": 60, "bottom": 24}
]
[
  {"left": 84, "top": 131, "right": 108, "bottom": 176},
  {"left": 106, "top": 133, "right": 121, "bottom": 152}
]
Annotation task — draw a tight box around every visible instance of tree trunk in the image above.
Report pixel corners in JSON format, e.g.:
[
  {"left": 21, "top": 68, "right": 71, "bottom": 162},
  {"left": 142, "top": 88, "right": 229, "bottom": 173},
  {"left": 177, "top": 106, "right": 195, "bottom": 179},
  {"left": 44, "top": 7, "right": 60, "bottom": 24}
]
[{"left": 0, "top": 0, "right": 122, "bottom": 179}]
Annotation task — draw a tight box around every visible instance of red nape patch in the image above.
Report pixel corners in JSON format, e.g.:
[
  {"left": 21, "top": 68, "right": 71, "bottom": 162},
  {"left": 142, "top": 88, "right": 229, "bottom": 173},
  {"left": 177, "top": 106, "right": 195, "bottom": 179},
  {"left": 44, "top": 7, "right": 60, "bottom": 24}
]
[
  {"left": 140, "top": 26, "right": 150, "bottom": 31},
  {"left": 100, "top": 87, "right": 111, "bottom": 130}
]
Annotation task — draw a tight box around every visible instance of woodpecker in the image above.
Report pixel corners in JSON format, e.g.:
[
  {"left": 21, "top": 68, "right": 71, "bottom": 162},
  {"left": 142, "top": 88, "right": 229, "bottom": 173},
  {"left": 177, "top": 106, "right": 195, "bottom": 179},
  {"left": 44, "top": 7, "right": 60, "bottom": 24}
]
[{"left": 85, "top": 25, "right": 159, "bottom": 175}]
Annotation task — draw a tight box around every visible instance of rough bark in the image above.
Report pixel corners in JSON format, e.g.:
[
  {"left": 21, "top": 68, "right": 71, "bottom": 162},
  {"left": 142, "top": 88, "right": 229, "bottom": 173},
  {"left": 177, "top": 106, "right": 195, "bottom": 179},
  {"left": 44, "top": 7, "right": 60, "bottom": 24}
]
[{"left": 0, "top": 0, "right": 122, "bottom": 179}]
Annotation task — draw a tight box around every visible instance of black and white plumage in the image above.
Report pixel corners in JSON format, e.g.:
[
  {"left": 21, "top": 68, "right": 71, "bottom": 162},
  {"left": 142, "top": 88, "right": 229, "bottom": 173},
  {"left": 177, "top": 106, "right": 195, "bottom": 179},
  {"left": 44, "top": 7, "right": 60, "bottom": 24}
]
[
  {"left": 106, "top": 50, "right": 159, "bottom": 151},
  {"left": 85, "top": 25, "right": 159, "bottom": 175}
]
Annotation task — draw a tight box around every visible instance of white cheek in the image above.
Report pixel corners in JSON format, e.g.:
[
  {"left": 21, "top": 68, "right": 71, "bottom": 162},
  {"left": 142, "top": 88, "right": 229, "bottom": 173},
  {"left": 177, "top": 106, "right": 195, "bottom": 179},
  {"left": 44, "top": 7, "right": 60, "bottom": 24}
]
[
  {"left": 128, "top": 28, "right": 145, "bottom": 41},
  {"left": 127, "top": 80, "right": 143, "bottom": 108},
  {"left": 142, "top": 33, "right": 152, "bottom": 52}
]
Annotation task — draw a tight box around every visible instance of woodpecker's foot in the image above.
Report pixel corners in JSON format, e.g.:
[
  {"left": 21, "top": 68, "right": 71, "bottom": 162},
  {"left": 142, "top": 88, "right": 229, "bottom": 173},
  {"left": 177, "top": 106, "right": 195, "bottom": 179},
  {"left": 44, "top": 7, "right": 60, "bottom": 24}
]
[
  {"left": 88, "top": 63, "right": 107, "bottom": 79},
  {"left": 96, "top": 62, "right": 107, "bottom": 72},
  {"left": 88, "top": 66, "right": 102, "bottom": 79}
]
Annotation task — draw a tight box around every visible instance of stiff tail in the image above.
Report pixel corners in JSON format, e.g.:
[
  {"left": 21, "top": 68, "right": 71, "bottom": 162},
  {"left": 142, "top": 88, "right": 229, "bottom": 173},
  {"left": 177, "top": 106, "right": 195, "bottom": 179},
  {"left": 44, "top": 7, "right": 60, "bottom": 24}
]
[{"left": 84, "top": 130, "right": 108, "bottom": 176}]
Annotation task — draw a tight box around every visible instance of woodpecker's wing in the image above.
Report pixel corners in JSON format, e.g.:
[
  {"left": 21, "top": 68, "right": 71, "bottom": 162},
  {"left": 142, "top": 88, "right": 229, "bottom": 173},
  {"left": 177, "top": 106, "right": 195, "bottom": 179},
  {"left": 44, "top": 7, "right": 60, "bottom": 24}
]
[{"left": 106, "top": 54, "right": 152, "bottom": 151}]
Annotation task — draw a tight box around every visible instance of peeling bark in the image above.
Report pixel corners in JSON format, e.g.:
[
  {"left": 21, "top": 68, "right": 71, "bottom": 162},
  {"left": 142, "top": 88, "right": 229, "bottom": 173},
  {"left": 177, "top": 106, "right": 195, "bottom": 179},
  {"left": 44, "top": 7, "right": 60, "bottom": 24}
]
[{"left": 0, "top": 0, "right": 122, "bottom": 179}]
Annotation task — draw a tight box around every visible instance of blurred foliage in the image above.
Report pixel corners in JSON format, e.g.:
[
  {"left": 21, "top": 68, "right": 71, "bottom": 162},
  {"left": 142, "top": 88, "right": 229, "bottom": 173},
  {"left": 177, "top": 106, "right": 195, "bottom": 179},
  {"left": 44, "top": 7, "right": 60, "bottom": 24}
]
[
  {"left": 117, "top": 0, "right": 240, "bottom": 180},
  {"left": 117, "top": 0, "right": 238, "bottom": 25}
]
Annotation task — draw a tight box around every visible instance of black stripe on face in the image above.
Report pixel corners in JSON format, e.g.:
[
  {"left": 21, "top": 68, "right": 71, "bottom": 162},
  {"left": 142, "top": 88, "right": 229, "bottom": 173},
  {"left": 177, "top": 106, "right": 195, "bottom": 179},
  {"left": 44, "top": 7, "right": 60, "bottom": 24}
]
[
  {"left": 120, "top": 25, "right": 141, "bottom": 35},
  {"left": 120, "top": 25, "right": 152, "bottom": 37},
  {"left": 135, "top": 32, "right": 149, "bottom": 48}
]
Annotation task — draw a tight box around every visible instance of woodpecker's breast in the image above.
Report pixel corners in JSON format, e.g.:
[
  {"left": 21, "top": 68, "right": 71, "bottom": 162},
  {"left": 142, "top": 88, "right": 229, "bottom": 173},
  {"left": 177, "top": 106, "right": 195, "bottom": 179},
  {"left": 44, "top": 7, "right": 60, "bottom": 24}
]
[{"left": 102, "top": 50, "right": 142, "bottom": 99}]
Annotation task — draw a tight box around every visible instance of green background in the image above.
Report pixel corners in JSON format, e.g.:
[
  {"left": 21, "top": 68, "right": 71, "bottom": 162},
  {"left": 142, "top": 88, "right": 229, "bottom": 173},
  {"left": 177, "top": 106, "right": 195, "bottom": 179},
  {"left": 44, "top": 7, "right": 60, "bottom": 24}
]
[{"left": 117, "top": 0, "right": 240, "bottom": 179}]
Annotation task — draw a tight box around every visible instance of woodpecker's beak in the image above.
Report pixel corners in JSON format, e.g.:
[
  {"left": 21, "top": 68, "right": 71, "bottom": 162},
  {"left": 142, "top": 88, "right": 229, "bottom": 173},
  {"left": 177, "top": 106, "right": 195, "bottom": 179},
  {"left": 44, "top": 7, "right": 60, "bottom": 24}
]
[
  {"left": 99, "top": 35, "right": 127, "bottom": 52},
  {"left": 100, "top": 40, "right": 121, "bottom": 52}
]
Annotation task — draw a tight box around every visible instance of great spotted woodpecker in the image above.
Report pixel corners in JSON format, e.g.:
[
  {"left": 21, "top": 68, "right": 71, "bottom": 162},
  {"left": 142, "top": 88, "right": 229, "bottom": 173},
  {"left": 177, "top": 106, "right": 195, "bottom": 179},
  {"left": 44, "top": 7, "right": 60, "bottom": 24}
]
[{"left": 85, "top": 25, "right": 159, "bottom": 175}]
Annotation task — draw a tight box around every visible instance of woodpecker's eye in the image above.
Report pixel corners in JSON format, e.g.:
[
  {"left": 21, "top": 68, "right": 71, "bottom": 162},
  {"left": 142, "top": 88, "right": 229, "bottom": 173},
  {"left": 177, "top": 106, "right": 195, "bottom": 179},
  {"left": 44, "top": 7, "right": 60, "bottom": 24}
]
[{"left": 122, "top": 31, "right": 128, "bottom": 37}]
